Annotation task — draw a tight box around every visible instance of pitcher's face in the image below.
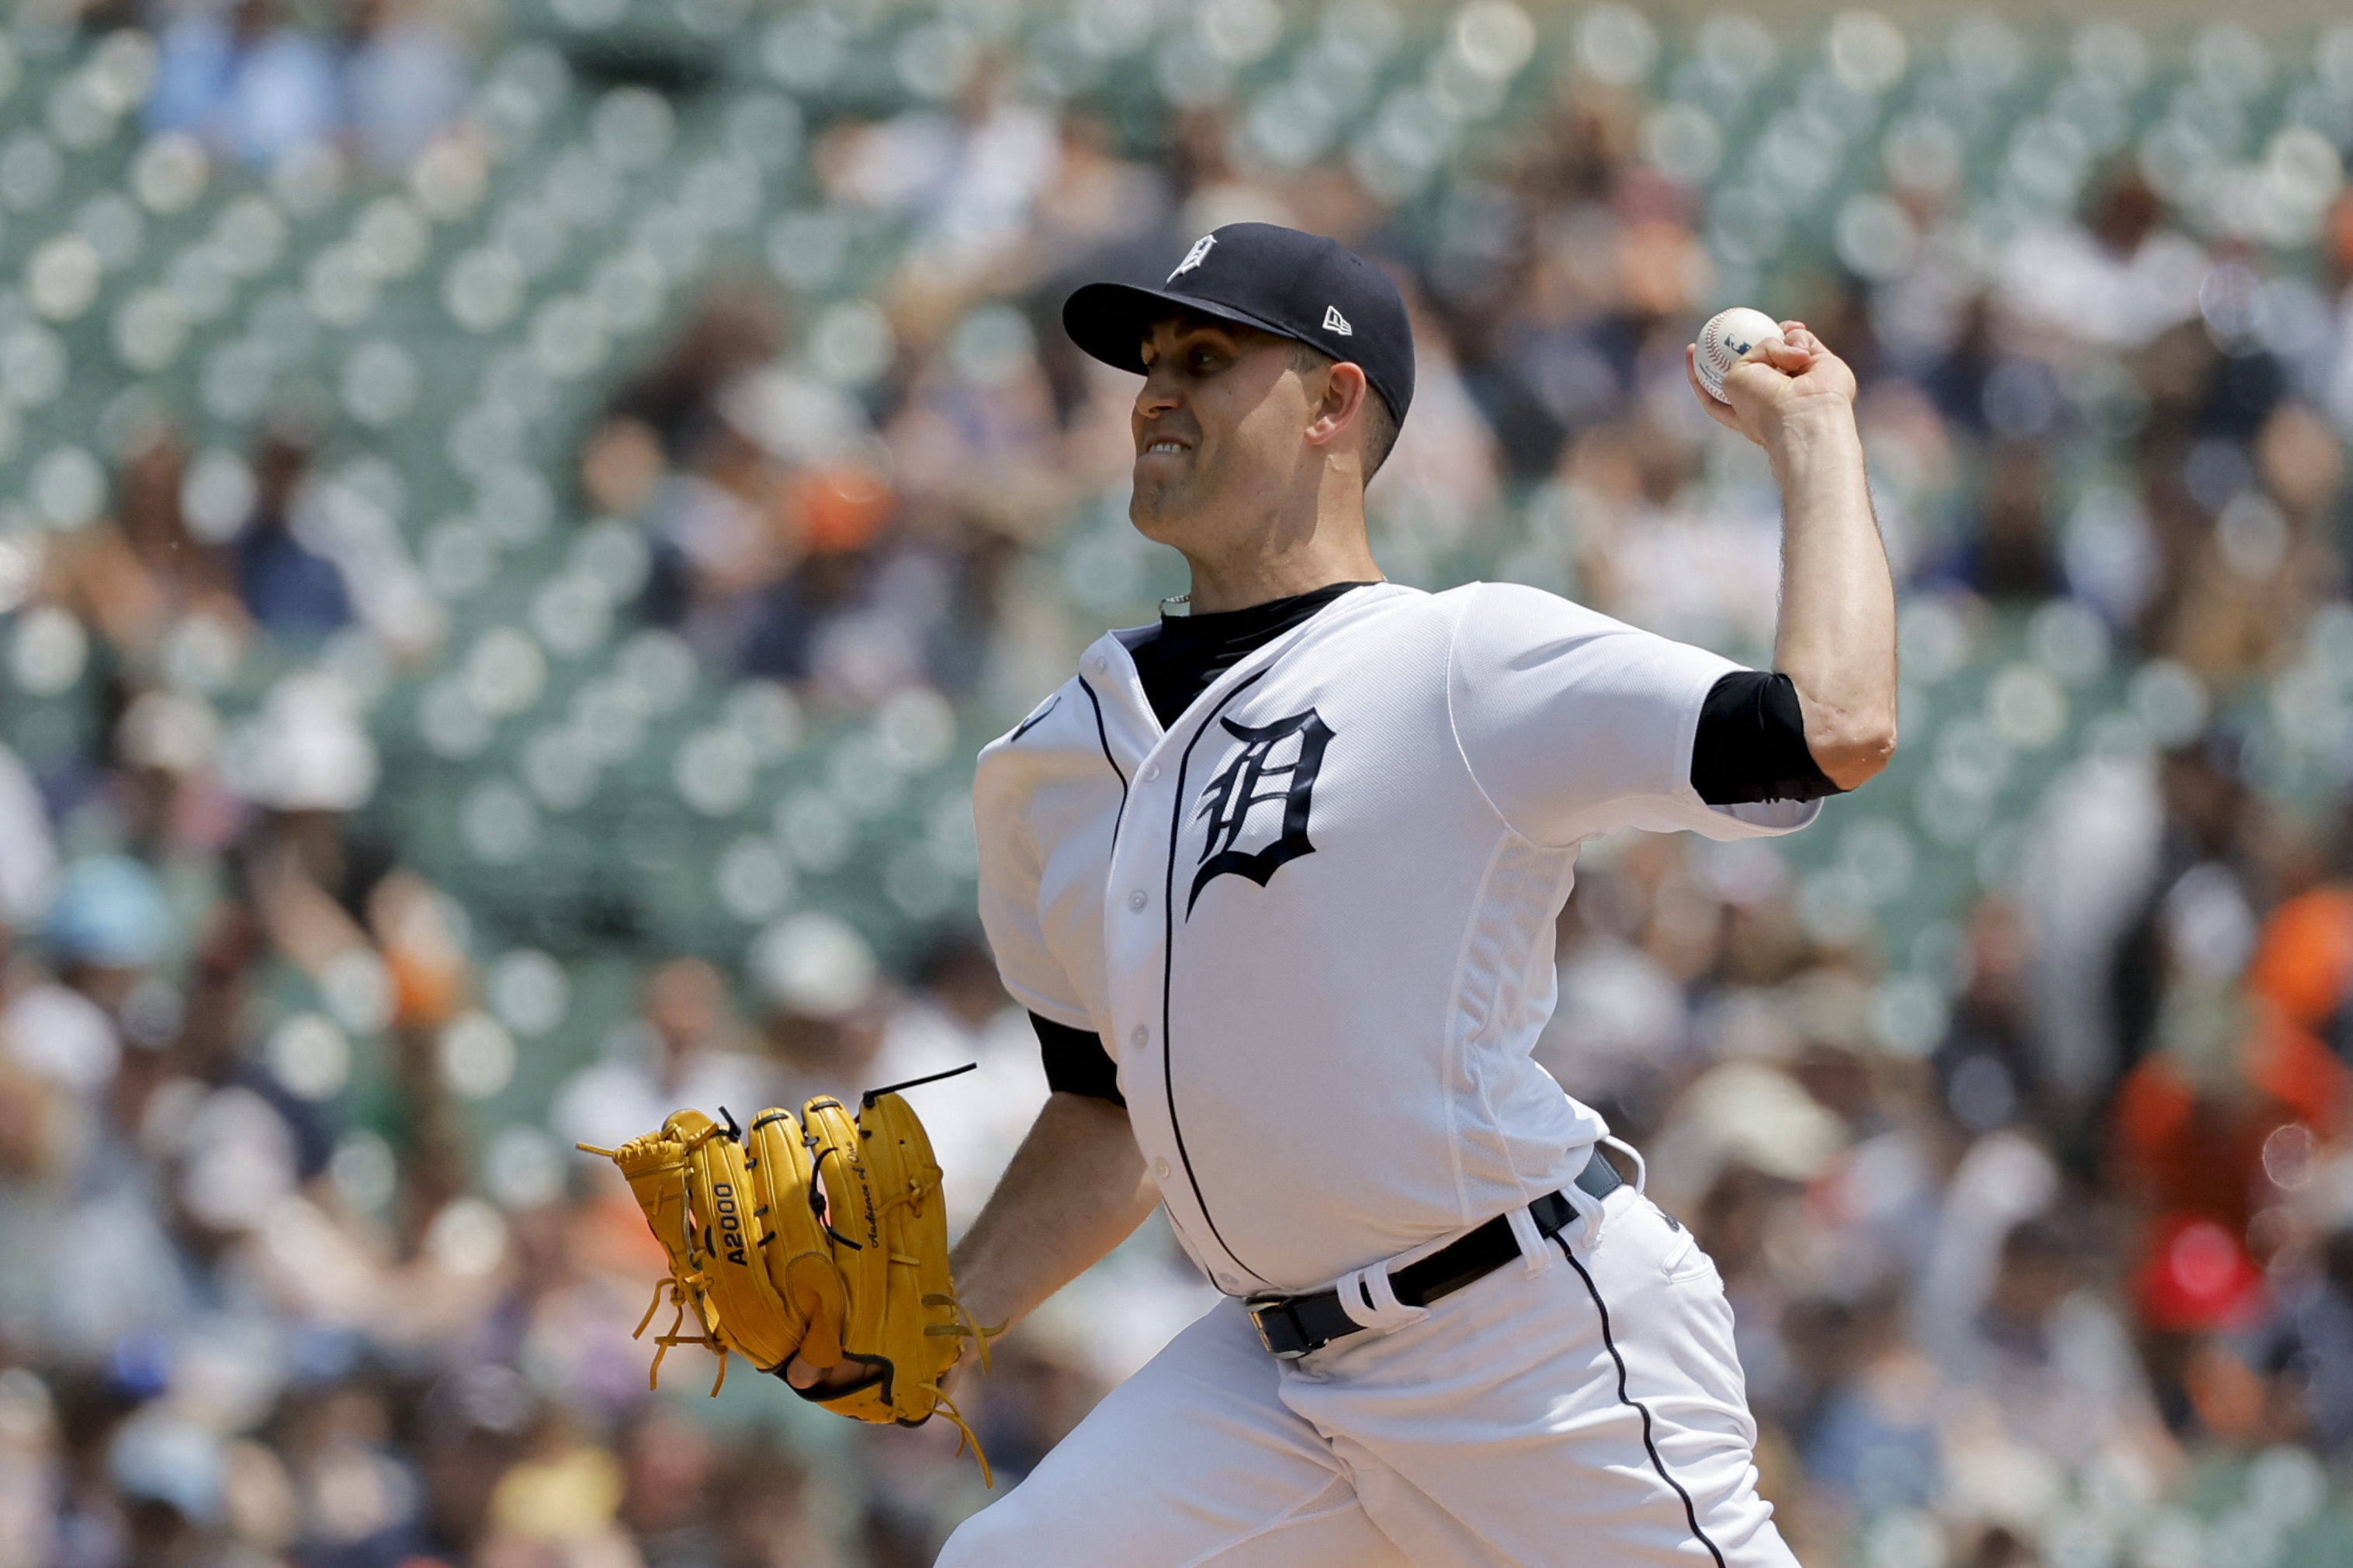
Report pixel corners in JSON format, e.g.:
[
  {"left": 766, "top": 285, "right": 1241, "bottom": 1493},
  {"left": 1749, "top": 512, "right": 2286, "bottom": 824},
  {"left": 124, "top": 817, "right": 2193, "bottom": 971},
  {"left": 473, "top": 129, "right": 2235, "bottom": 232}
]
[{"left": 1128, "top": 314, "right": 1317, "bottom": 552}]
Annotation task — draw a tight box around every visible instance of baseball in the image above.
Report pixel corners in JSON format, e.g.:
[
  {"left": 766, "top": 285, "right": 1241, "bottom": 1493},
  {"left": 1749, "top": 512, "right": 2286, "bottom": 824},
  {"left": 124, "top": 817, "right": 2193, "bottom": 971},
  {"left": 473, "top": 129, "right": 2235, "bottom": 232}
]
[{"left": 1695, "top": 306, "right": 1784, "bottom": 403}]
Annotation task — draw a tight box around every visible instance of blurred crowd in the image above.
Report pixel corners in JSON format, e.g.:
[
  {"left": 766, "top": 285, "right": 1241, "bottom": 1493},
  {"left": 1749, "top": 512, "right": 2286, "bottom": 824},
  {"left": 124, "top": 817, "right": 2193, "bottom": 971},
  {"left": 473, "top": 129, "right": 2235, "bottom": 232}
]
[
  {"left": 2, "top": 1, "right": 2353, "bottom": 1565},
  {"left": 144, "top": 0, "right": 472, "bottom": 176}
]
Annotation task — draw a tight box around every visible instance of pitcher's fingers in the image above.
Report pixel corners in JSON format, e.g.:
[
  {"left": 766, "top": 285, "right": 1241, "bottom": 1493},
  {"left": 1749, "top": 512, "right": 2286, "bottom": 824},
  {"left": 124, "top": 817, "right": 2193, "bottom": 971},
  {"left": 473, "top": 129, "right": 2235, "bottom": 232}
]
[{"left": 782, "top": 1353, "right": 859, "bottom": 1392}]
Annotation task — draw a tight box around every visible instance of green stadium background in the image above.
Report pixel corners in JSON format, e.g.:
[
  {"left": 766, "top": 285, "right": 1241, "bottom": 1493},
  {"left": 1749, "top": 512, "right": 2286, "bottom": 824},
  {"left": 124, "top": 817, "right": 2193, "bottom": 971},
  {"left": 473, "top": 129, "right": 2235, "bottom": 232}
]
[{"left": 1, "top": 1, "right": 2351, "bottom": 1564}]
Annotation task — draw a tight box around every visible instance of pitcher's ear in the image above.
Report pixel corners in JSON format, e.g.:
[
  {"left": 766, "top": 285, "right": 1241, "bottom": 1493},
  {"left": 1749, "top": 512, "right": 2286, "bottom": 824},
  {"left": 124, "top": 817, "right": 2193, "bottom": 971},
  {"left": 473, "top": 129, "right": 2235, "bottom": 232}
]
[{"left": 1305, "top": 360, "right": 1370, "bottom": 447}]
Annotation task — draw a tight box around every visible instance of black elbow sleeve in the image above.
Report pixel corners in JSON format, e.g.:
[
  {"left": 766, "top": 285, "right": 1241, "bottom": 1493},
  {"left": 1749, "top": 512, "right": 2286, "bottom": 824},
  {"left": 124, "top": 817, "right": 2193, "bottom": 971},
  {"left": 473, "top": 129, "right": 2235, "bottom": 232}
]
[
  {"left": 1031, "top": 1012, "right": 1125, "bottom": 1106},
  {"left": 1689, "top": 671, "right": 1844, "bottom": 805}
]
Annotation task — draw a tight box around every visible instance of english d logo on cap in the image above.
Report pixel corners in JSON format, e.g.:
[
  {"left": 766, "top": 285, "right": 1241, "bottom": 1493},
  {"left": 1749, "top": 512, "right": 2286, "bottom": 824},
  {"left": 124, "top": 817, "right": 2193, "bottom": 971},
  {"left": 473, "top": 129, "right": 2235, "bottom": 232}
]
[
  {"left": 1170, "top": 234, "right": 1216, "bottom": 279},
  {"left": 1063, "top": 223, "right": 1416, "bottom": 430}
]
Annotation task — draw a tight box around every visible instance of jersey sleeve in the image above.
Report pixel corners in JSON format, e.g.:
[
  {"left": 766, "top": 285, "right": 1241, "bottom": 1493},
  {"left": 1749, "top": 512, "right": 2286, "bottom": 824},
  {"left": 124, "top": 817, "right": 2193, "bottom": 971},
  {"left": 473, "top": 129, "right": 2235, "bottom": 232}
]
[
  {"left": 1031, "top": 1012, "right": 1125, "bottom": 1104},
  {"left": 1445, "top": 582, "right": 1821, "bottom": 846},
  {"left": 972, "top": 721, "right": 1096, "bottom": 1031}
]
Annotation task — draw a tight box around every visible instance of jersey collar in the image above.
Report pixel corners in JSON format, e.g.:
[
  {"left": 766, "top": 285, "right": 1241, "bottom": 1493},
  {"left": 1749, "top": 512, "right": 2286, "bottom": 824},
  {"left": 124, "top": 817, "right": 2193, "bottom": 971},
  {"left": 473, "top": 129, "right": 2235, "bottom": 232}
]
[{"left": 1082, "top": 582, "right": 1412, "bottom": 746}]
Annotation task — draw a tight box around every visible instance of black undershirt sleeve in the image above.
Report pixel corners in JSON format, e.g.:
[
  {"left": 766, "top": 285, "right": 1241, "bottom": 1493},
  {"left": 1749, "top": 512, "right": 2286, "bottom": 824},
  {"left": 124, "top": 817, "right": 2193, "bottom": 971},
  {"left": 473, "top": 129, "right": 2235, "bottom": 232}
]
[
  {"left": 1689, "top": 671, "right": 1845, "bottom": 805},
  {"left": 1031, "top": 1012, "right": 1126, "bottom": 1106}
]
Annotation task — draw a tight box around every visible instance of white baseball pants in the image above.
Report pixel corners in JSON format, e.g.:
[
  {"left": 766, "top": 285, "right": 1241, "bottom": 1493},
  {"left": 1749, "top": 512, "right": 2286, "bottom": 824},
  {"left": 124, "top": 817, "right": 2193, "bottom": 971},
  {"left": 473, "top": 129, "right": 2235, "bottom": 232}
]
[{"left": 937, "top": 1186, "right": 1797, "bottom": 1567}]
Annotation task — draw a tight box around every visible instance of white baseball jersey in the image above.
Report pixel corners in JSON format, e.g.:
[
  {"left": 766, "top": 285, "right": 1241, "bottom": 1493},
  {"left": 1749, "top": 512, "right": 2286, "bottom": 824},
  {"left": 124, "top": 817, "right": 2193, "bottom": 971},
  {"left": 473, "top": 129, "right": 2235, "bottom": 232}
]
[{"left": 973, "top": 581, "right": 1817, "bottom": 1295}]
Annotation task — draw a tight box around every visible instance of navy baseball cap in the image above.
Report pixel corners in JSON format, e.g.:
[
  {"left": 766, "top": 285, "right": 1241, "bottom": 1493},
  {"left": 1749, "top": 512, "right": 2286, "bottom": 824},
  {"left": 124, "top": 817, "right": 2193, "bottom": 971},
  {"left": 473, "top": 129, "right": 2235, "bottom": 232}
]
[{"left": 1062, "top": 223, "right": 1415, "bottom": 429}]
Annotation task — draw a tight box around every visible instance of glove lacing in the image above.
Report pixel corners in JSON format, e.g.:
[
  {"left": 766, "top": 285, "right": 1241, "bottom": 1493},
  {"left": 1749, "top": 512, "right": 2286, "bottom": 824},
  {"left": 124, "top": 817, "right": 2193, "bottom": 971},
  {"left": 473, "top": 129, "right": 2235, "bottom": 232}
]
[
  {"left": 855, "top": 1155, "right": 1007, "bottom": 1484},
  {"left": 915, "top": 1289, "right": 1008, "bottom": 1485},
  {"left": 632, "top": 1276, "right": 730, "bottom": 1397},
  {"left": 587, "top": 1126, "right": 736, "bottom": 1398}
]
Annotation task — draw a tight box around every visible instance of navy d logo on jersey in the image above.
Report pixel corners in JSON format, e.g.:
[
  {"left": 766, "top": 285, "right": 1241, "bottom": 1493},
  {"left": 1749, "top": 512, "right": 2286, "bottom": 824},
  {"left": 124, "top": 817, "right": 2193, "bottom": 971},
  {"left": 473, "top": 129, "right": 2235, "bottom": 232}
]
[{"left": 1187, "top": 710, "right": 1333, "bottom": 915}]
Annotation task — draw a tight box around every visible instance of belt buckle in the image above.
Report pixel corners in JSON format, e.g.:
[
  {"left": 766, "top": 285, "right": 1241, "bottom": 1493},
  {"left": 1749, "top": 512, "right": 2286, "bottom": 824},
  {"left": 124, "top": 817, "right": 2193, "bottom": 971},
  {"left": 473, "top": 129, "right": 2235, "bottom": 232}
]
[{"left": 1246, "top": 1295, "right": 1309, "bottom": 1360}]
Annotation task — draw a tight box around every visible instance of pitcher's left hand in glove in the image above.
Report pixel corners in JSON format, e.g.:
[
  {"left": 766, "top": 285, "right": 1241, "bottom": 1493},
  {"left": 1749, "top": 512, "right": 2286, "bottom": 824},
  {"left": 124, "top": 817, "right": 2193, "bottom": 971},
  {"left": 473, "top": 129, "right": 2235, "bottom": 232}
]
[{"left": 579, "top": 1067, "right": 1002, "bottom": 1481}]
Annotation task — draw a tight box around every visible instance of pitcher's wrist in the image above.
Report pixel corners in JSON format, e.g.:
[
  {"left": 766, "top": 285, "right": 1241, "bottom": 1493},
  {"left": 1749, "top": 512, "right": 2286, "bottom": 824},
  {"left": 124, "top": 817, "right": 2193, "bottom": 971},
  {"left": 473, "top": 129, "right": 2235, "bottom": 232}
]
[{"left": 1763, "top": 403, "right": 1862, "bottom": 472}]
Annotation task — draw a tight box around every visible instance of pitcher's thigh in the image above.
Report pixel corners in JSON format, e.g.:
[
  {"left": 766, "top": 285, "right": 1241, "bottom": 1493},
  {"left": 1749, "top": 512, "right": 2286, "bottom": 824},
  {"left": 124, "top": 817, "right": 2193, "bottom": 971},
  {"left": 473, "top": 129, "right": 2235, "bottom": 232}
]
[
  {"left": 1289, "top": 1198, "right": 1798, "bottom": 1568},
  {"left": 1560, "top": 1200, "right": 1792, "bottom": 1565},
  {"left": 937, "top": 1300, "right": 1413, "bottom": 1568}
]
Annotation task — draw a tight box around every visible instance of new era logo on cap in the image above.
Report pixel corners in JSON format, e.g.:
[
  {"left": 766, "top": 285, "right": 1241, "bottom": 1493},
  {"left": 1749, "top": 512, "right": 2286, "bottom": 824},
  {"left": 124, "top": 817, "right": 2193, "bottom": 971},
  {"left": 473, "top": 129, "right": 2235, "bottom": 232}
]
[{"left": 1062, "top": 223, "right": 1416, "bottom": 429}]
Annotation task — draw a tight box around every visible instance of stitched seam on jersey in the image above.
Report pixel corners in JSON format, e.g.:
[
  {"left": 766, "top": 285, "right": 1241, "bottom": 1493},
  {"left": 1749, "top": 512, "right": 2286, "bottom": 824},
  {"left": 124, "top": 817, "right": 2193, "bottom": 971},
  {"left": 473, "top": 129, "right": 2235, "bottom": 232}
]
[
  {"left": 1556, "top": 1237, "right": 1731, "bottom": 1568},
  {"left": 1443, "top": 585, "right": 1752, "bottom": 843},
  {"left": 1440, "top": 584, "right": 1529, "bottom": 844},
  {"left": 1483, "top": 842, "right": 1537, "bottom": 1210},
  {"left": 976, "top": 730, "right": 1089, "bottom": 1028},
  {"left": 1440, "top": 589, "right": 1552, "bottom": 1219},
  {"left": 1163, "top": 669, "right": 1274, "bottom": 1289},
  {"left": 1501, "top": 843, "right": 1582, "bottom": 1196},
  {"left": 1471, "top": 840, "right": 1542, "bottom": 1213},
  {"left": 1007, "top": 691, "right": 1061, "bottom": 743},
  {"left": 1440, "top": 832, "right": 1508, "bottom": 1225},
  {"left": 1078, "top": 677, "right": 1130, "bottom": 841}
]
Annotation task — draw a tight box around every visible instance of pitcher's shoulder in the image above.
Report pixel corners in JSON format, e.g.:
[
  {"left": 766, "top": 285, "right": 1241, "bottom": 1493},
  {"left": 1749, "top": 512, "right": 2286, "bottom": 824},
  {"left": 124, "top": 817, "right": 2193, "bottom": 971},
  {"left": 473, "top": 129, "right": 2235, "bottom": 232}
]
[
  {"left": 981, "top": 677, "right": 1093, "bottom": 763},
  {"left": 996, "top": 684, "right": 1075, "bottom": 747},
  {"left": 1431, "top": 580, "right": 1644, "bottom": 639}
]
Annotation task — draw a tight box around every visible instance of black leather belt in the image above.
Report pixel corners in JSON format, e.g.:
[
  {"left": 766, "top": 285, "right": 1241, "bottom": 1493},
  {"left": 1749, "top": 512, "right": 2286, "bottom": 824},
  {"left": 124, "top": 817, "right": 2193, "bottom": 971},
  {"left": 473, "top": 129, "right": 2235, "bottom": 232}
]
[{"left": 1247, "top": 1147, "right": 1625, "bottom": 1360}]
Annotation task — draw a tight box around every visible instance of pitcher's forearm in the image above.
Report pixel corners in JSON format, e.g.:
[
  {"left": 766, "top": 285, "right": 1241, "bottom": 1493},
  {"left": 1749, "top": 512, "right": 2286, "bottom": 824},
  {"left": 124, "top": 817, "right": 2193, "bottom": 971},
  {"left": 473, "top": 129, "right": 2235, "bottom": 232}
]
[
  {"left": 1768, "top": 410, "right": 1897, "bottom": 788},
  {"left": 951, "top": 1091, "right": 1161, "bottom": 1334}
]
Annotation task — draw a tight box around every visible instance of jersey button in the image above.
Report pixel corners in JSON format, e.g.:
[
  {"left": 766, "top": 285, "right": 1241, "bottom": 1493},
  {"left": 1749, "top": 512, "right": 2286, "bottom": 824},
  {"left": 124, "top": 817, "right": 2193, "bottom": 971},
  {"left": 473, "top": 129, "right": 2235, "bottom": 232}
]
[
  {"left": 1129, "top": 1025, "right": 1148, "bottom": 1050},
  {"left": 1144, "top": 764, "right": 1161, "bottom": 781},
  {"left": 1127, "top": 890, "right": 1149, "bottom": 912},
  {"left": 1154, "top": 1158, "right": 1171, "bottom": 1180}
]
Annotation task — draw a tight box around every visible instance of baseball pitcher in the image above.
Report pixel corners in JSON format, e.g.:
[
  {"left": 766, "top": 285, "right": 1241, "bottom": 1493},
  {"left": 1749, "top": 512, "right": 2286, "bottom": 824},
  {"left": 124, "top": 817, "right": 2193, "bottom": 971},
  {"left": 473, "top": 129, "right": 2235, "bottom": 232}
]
[{"left": 824, "top": 223, "right": 1894, "bottom": 1565}]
